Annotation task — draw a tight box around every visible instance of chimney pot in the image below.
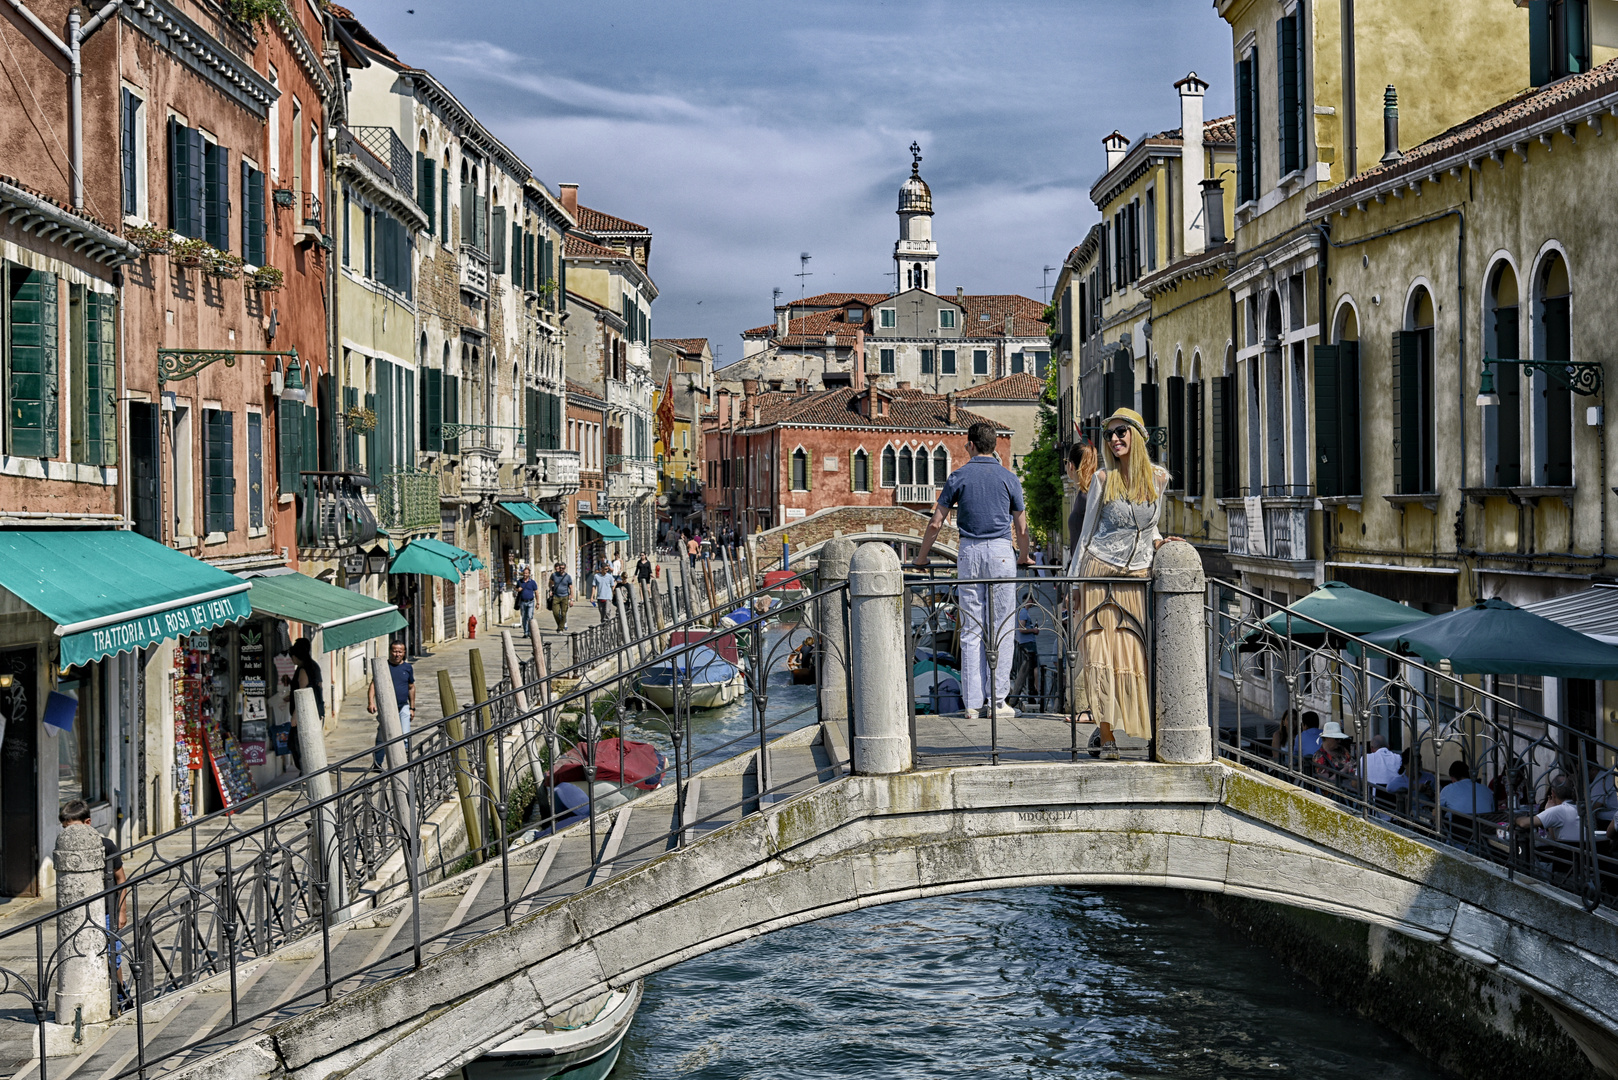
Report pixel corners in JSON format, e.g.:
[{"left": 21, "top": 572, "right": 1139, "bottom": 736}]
[
  {"left": 1178, "top": 73, "right": 1208, "bottom": 257},
  {"left": 1381, "top": 85, "right": 1403, "bottom": 165},
  {"left": 1103, "top": 130, "right": 1130, "bottom": 172},
  {"left": 1200, "top": 178, "right": 1227, "bottom": 246},
  {"left": 955, "top": 286, "right": 964, "bottom": 303},
  {"left": 742, "top": 378, "right": 758, "bottom": 395},
  {"left": 853, "top": 329, "right": 866, "bottom": 392},
  {"left": 559, "top": 182, "right": 579, "bottom": 216},
  {"left": 946, "top": 390, "right": 958, "bottom": 425}
]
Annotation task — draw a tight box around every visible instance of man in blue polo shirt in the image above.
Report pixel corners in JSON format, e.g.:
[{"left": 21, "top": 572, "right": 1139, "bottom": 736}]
[{"left": 916, "top": 421, "right": 1033, "bottom": 720}]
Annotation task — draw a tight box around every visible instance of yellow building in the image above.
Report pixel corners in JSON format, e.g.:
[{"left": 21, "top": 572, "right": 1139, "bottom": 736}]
[{"left": 650, "top": 338, "right": 713, "bottom": 535}]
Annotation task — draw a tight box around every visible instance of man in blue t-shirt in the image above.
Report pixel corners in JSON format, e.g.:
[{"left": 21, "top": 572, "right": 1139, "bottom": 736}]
[
  {"left": 515, "top": 568, "right": 539, "bottom": 636},
  {"left": 367, "top": 641, "right": 416, "bottom": 766},
  {"left": 916, "top": 422, "right": 1033, "bottom": 720}
]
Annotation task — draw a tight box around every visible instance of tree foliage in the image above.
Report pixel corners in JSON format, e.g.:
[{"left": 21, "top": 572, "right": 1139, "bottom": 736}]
[{"left": 1018, "top": 363, "right": 1064, "bottom": 555}]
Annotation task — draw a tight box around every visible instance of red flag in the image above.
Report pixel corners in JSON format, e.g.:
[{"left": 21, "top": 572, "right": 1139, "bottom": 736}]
[{"left": 655, "top": 372, "right": 677, "bottom": 452}]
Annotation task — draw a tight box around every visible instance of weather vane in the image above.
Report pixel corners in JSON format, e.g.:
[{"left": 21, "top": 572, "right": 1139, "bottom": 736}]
[{"left": 910, "top": 141, "right": 922, "bottom": 174}]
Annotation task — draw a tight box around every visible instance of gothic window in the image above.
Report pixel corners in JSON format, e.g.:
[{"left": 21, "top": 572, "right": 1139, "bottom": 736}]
[
  {"left": 915, "top": 446, "right": 930, "bottom": 485},
  {"left": 791, "top": 446, "right": 808, "bottom": 490},
  {"left": 854, "top": 449, "right": 872, "bottom": 492},
  {"left": 933, "top": 446, "right": 948, "bottom": 479},
  {"left": 881, "top": 446, "right": 896, "bottom": 487},
  {"left": 898, "top": 447, "right": 913, "bottom": 485}
]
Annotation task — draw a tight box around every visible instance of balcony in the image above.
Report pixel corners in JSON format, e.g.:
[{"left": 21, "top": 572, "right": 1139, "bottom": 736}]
[
  {"left": 1226, "top": 495, "right": 1312, "bottom": 563},
  {"left": 298, "top": 472, "right": 378, "bottom": 552},
  {"left": 346, "top": 126, "right": 413, "bottom": 196},
  {"left": 606, "top": 471, "right": 631, "bottom": 500},
  {"left": 895, "top": 484, "right": 939, "bottom": 505},
  {"left": 461, "top": 446, "right": 500, "bottom": 498},
  {"left": 374, "top": 469, "right": 440, "bottom": 533},
  {"left": 459, "top": 248, "right": 489, "bottom": 295},
  {"left": 531, "top": 449, "right": 580, "bottom": 497},
  {"left": 607, "top": 454, "right": 657, "bottom": 495}
]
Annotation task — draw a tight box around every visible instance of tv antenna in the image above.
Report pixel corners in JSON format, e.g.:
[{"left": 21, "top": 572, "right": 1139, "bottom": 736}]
[{"left": 1042, "top": 265, "right": 1056, "bottom": 304}]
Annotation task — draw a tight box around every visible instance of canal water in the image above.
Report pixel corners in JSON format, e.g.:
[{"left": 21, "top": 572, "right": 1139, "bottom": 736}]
[{"left": 610, "top": 627, "right": 1443, "bottom": 1078}]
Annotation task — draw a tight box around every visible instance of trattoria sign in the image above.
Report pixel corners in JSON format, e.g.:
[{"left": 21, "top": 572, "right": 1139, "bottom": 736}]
[{"left": 60, "top": 591, "right": 254, "bottom": 668}]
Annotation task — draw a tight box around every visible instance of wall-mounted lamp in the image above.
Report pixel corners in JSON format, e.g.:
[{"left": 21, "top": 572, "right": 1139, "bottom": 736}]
[
  {"left": 1476, "top": 366, "right": 1499, "bottom": 408},
  {"left": 367, "top": 546, "right": 391, "bottom": 575},
  {"left": 0, "top": 674, "right": 12, "bottom": 689},
  {"left": 161, "top": 390, "right": 178, "bottom": 412}
]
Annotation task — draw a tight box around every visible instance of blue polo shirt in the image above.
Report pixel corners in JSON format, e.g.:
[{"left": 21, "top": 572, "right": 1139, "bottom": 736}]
[{"left": 937, "top": 455, "right": 1025, "bottom": 540}]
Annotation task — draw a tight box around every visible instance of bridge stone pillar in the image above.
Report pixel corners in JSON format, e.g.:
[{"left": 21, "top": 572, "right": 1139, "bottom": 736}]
[
  {"left": 848, "top": 543, "right": 911, "bottom": 774},
  {"left": 52, "top": 823, "right": 111, "bottom": 1027},
  {"left": 816, "top": 537, "right": 856, "bottom": 731},
  {"left": 1153, "top": 540, "right": 1212, "bottom": 764}
]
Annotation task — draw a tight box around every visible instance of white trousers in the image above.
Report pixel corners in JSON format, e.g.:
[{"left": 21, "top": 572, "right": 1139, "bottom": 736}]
[{"left": 956, "top": 538, "right": 1017, "bottom": 711}]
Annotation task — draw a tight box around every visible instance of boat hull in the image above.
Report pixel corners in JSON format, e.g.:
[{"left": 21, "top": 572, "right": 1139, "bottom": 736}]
[
  {"left": 464, "top": 983, "right": 641, "bottom": 1080},
  {"left": 634, "top": 674, "right": 742, "bottom": 710}
]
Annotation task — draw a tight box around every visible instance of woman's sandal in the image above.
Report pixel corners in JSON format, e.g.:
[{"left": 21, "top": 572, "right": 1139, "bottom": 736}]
[{"left": 1099, "top": 740, "right": 1120, "bottom": 760}]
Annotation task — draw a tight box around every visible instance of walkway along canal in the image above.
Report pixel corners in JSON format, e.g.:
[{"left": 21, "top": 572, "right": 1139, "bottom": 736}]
[{"left": 4, "top": 540, "right": 1618, "bottom": 1079}]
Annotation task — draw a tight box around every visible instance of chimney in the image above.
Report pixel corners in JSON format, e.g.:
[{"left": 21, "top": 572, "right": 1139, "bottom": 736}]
[
  {"left": 897, "top": 381, "right": 913, "bottom": 391},
  {"left": 946, "top": 390, "right": 958, "bottom": 425},
  {"left": 1176, "top": 72, "right": 1209, "bottom": 256},
  {"left": 752, "top": 402, "right": 761, "bottom": 426},
  {"left": 717, "top": 387, "right": 731, "bottom": 425},
  {"left": 853, "top": 328, "right": 866, "bottom": 392},
  {"left": 742, "top": 378, "right": 759, "bottom": 395},
  {"left": 776, "top": 310, "right": 788, "bottom": 337},
  {"left": 795, "top": 377, "right": 808, "bottom": 394},
  {"left": 559, "top": 183, "right": 579, "bottom": 217},
  {"left": 955, "top": 286, "right": 964, "bottom": 304},
  {"left": 1103, "top": 130, "right": 1130, "bottom": 172},
  {"left": 1381, "top": 85, "right": 1403, "bottom": 165},
  {"left": 1201, "top": 177, "right": 1227, "bottom": 246}
]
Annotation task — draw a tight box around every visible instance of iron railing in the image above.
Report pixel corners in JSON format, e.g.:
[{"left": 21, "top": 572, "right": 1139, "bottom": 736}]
[
  {"left": 297, "top": 472, "right": 378, "bottom": 550},
  {"left": 347, "top": 126, "right": 413, "bottom": 196},
  {"left": 374, "top": 468, "right": 440, "bottom": 532}
]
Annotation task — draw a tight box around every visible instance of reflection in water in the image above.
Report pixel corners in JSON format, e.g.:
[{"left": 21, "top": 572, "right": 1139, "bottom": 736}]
[{"left": 614, "top": 888, "right": 1443, "bottom": 1079}]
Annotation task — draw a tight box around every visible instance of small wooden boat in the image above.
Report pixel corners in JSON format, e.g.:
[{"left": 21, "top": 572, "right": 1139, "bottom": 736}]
[
  {"left": 465, "top": 982, "right": 642, "bottom": 1080},
  {"left": 634, "top": 645, "right": 745, "bottom": 709},
  {"left": 787, "top": 636, "right": 817, "bottom": 684}
]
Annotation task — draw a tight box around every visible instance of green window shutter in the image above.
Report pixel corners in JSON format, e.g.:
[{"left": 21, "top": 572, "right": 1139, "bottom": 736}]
[
  {"left": 277, "top": 398, "right": 301, "bottom": 493},
  {"left": 421, "top": 158, "right": 435, "bottom": 233},
  {"left": 167, "top": 117, "right": 182, "bottom": 232},
  {"left": 205, "top": 409, "right": 235, "bottom": 534},
  {"left": 1543, "top": 296, "right": 1573, "bottom": 486},
  {"left": 1186, "top": 381, "right": 1202, "bottom": 497},
  {"left": 848, "top": 450, "right": 855, "bottom": 492},
  {"left": 242, "top": 165, "right": 265, "bottom": 265},
  {"left": 512, "top": 223, "right": 523, "bottom": 285},
  {"left": 121, "top": 90, "right": 138, "bottom": 217},
  {"left": 491, "top": 206, "right": 507, "bottom": 273},
  {"left": 364, "top": 390, "right": 379, "bottom": 482},
  {"left": 85, "top": 290, "right": 116, "bottom": 466},
  {"left": 130, "top": 402, "right": 160, "bottom": 538},
  {"left": 440, "top": 168, "right": 449, "bottom": 244},
  {"left": 526, "top": 387, "right": 540, "bottom": 466},
  {"left": 1276, "top": 15, "right": 1299, "bottom": 176},
  {"left": 1339, "top": 341, "right": 1361, "bottom": 495},
  {"left": 8, "top": 263, "right": 59, "bottom": 458},
  {"left": 1166, "top": 376, "right": 1185, "bottom": 489},
  {"left": 474, "top": 194, "right": 487, "bottom": 250},
  {"left": 558, "top": 244, "right": 566, "bottom": 303},
  {"left": 1212, "top": 374, "right": 1235, "bottom": 498},
  {"left": 1530, "top": 1, "right": 1551, "bottom": 85},
  {"left": 1139, "top": 381, "right": 1159, "bottom": 428},
  {"left": 1493, "top": 306, "right": 1521, "bottom": 485},
  {"left": 1313, "top": 345, "right": 1341, "bottom": 497},
  {"left": 247, "top": 410, "right": 263, "bottom": 529},
  {"left": 343, "top": 385, "right": 359, "bottom": 467},
  {"left": 1236, "top": 56, "right": 1254, "bottom": 203},
  {"left": 424, "top": 365, "right": 443, "bottom": 451},
  {"left": 204, "top": 142, "right": 229, "bottom": 250},
  {"left": 184, "top": 128, "right": 205, "bottom": 238},
  {"left": 415, "top": 151, "right": 426, "bottom": 211},
  {"left": 1392, "top": 330, "right": 1420, "bottom": 494},
  {"left": 444, "top": 373, "right": 459, "bottom": 454}
]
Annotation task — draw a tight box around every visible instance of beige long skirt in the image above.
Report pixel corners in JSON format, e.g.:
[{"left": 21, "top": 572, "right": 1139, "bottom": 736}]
[{"left": 1078, "top": 554, "right": 1152, "bottom": 740}]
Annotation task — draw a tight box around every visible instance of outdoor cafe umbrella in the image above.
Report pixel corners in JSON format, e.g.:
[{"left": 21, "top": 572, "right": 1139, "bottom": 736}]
[
  {"left": 1361, "top": 597, "right": 1618, "bottom": 678},
  {"left": 1240, "top": 580, "right": 1429, "bottom": 651}
]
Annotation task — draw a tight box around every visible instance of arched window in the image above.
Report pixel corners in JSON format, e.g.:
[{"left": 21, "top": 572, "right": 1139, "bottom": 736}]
[
  {"left": 1532, "top": 251, "right": 1572, "bottom": 486},
  {"left": 898, "top": 447, "right": 913, "bottom": 485},
  {"left": 1393, "top": 285, "right": 1436, "bottom": 493},
  {"left": 1316, "top": 304, "right": 1361, "bottom": 498},
  {"left": 854, "top": 449, "right": 872, "bottom": 492},
  {"left": 1483, "top": 262, "right": 1521, "bottom": 485},
  {"left": 914, "top": 445, "right": 930, "bottom": 486},
  {"left": 881, "top": 446, "right": 896, "bottom": 487},
  {"left": 933, "top": 446, "right": 948, "bottom": 480},
  {"left": 791, "top": 447, "right": 808, "bottom": 491}
]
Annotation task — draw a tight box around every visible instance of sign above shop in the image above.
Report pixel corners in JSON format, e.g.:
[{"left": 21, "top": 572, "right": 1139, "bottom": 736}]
[
  {"left": 342, "top": 554, "right": 367, "bottom": 576},
  {"left": 62, "top": 591, "right": 254, "bottom": 669}
]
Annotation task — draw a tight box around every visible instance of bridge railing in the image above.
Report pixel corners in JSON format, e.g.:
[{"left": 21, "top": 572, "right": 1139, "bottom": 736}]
[
  {"left": 901, "top": 564, "right": 1155, "bottom": 765},
  {"left": 0, "top": 567, "right": 847, "bottom": 1080},
  {"left": 1207, "top": 577, "right": 1618, "bottom": 913}
]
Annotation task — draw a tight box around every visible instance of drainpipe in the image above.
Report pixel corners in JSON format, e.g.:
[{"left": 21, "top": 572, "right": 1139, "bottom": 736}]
[{"left": 65, "top": 0, "right": 130, "bottom": 211}]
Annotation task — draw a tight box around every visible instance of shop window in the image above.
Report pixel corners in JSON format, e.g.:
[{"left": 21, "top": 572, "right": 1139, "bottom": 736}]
[{"left": 55, "top": 668, "right": 105, "bottom": 808}]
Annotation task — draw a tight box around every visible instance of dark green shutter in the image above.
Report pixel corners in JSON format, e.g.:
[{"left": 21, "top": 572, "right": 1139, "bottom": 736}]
[
  {"left": 121, "top": 90, "right": 138, "bottom": 217},
  {"left": 204, "top": 142, "right": 229, "bottom": 250},
  {"left": 184, "top": 128, "right": 205, "bottom": 237},
  {"left": 247, "top": 410, "right": 263, "bottom": 529},
  {"left": 1186, "top": 382, "right": 1203, "bottom": 497},
  {"left": 1213, "top": 374, "right": 1236, "bottom": 498},
  {"left": 130, "top": 402, "right": 160, "bottom": 539},
  {"left": 1544, "top": 296, "right": 1573, "bottom": 485},
  {"left": 205, "top": 410, "right": 235, "bottom": 534},
  {"left": 1530, "top": 1, "right": 1551, "bottom": 85},
  {"left": 415, "top": 151, "right": 427, "bottom": 211},
  {"left": 1314, "top": 344, "right": 1341, "bottom": 497},
  {"left": 364, "top": 390, "right": 379, "bottom": 483},
  {"left": 1494, "top": 306, "right": 1521, "bottom": 485},
  {"left": 84, "top": 290, "right": 116, "bottom": 466},
  {"left": 277, "top": 398, "right": 301, "bottom": 493},
  {"left": 1166, "top": 376, "right": 1185, "bottom": 488},
  {"left": 242, "top": 165, "right": 265, "bottom": 265},
  {"left": 343, "top": 384, "right": 359, "bottom": 467},
  {"left": 1339, "top": 341, "right": 1361, "bottom": 495},
  {"left": 512, "top": 223, "right": 523, "bottom": 285},
  {"left": 167, "top": 117, "right": 183, "bottom": 233},
  {"left": 526, "top": 387, "right": 540, "bottom": 466},
  {"left": 492, "top": 206, "right": 506, "bottom": 273},
  {"left": 1277, "top": 15, "right": 1299, "bottom": 176},
  {"left": 8, "top": 263, "right": 59, "bottom": 457},
  {"left": 421, "top": 157, "right": 436, "bottom": 233},
  {"left": 1392, "top": 330, "right": 1421, "bottom": 493},
  {"left": 440, "top": 168, "right": 449, "bottom": 244},
  {"left": 1139, "top": 381, "right": 1159, "bottom": 428},
  {"left": 424, "top": 366, "right": 442, "bottom": 452},
  {"left": 444, "top": 374, "right": 459, "bottom": 454}
]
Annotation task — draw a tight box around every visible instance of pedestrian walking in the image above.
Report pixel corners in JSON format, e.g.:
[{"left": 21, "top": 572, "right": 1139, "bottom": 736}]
[
  {"left": 367, "top": 641, "right": 415, "bottom": 766},
  {"left": 1071, "top": 408, "right": 1174, "bottom": 758},
  {"left": 915, "top": 421, "right": 1033, "bottom": 720},
  {"left": 593, "top": 563, "right": 616, "bottom": 619},
  {"left": 635, "top": 554, "right": 653, "bottom": 583},
  {"left": 515, "top": 567, "right": 538, "bottom": 637},
  {"left": 687, "top": 533, "right": 701, "bottom": 568},
  {"left": 548, "top": 562, "right": 574, "bottom": 630},
  {"left": 285, "top": 637, "right": 324, "bottom": 773}
]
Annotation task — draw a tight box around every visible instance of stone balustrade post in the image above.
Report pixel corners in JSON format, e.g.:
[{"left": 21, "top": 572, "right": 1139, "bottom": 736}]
[
  {"left": 848, "top": 543, "right": 911, "bottom": 774},
  {"left": 816, "top": 537, "right": 855, "bottom": 733},
  {"left": 295, "top": 688, "right": 350, "bottom": 920},
  {"left": 53, "top": 823, "right": 111, "bottom": 1027},
  {"left": 1153, "top": 541, "right": 1212, "bottom": 764}
]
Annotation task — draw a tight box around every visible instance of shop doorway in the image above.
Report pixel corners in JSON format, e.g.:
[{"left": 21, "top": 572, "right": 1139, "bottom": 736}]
[{"left": 0, "top": 648, "right": 39, "bottom": 897}]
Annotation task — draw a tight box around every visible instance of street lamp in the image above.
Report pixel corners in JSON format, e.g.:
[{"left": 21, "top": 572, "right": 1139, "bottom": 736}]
[
  {"left": 367, "top": 545, "right": 391, "bottom": 575},
  {"left": 1476, "top": 366, "right": 1499, "bottom": 409}
]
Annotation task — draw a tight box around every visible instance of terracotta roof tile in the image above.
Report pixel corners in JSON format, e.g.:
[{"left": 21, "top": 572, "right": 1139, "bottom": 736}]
[
  {"left": 956, "top": 373, "right": 1045, "bottom": 400},
  {"left": 775, "top": 292, "right": 891, "bottom": 310},
  {"left": 652, "top": 338, "right": 710, "bottom": 355},
  {"left": 746, "top": 293, "right": 1047, "bottom": 342},
  {"left": 566, "top": 379, "right": 606, "bottom": 404},
  {"left": 576, "top": 205, "right": 650, "bottom": 234},
  {"left": 742, "top": 387, "right": 1002, "bottom": 433},
  {"left": 564, "top": 234, "right": 629, "bottom": 260},
  {"left": 1312, "top": 60, "right": 1618, "bottom": 211}
]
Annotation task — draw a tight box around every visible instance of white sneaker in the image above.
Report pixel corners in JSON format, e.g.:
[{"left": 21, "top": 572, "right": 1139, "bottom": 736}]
[
  {"left": 963, "top": 708, "right": 980, "bottom": 720},
  {"left": 993, "top": 702, "right": 1016, "bottom": 720}
]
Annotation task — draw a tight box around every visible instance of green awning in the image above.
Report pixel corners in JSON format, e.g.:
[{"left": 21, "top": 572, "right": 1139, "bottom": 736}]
[
  {"left": 580, "top": 516, "right": 629, "bottom": 542},
  {"left": 388, "top": 537, "right": 484, "bottom": 582},
  {"left": 0, "top": 530, "right": 252, "bottom": 668},
  {"left": 244, "top": 571, "right": 407, "bottom": 653},
  {"left": 499, "top": 501, "right": 558, "bottom": 536}
]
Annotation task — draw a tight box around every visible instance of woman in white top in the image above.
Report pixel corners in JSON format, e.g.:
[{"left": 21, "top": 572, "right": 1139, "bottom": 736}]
[{"left": 1069, "top": 408, "right": 1171, "bottom": 758}]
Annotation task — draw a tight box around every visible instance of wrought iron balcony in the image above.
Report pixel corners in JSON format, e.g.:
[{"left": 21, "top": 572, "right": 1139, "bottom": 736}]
[
  {"left": 1225, "top": 495, "right": 1312, "bottom": 562},
  {"left": 298, "top": 472, "right": 378, "bottom": 551},
  {"left": 374, "top": 469, "right": 440, "bottom": 533},
  {"left": 346, "top": 126, "right": 413, "bottom": 196}
]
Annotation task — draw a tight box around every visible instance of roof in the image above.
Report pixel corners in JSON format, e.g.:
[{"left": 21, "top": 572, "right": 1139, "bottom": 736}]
[
  {"left": 1524, "top": 585, "right": 1618, "bottom": 646},
  {"left": 744, "top": 292, "right": 1047, "bottom": 343},
  {"left": 653, "top": 338, "right": 710, "bottom": 356},
  {"left": 567, "top": 378, "right": 607, "bottom": 405},
  {"left": 564, "top": 234, "right": 629, "bottom": 260},
  {"left": 1092, "top": 114, "right": 1237, "bottom": 206},
  {"left": 736, "top": 387, "right": 1005, "bottom": 434},
  {"left": 575, "top": 205, "right": 650, "bottom": 235},
  {"left": 775, "top": 292, "right": 890, "bottom": 311},
  {"left": 956, "top": 373, "right": 1046, "bottom": 401},
  {"left": 1312, "top": 58, "right": 1618, "bottom": 212}
]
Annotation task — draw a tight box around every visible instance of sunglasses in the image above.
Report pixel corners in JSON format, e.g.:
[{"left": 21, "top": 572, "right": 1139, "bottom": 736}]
[{"left": 1105, "top": 427, "right": 1132, "bottom": 442}]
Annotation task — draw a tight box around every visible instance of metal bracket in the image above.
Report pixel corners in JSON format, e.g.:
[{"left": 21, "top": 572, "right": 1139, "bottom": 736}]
[
  {"left": 1483, "top": 357, "right": 1604, "bottom": 397},
  {"left": 158, "top": 347, "right": 299, "bottom": 384}
]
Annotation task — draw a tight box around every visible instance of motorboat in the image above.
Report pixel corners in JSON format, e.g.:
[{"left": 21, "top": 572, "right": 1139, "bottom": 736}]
[
  {"left": 634, "top": 644, "right": 745, "bottom": 710},
  {"left": 464, "top": 982, "right": 642, "bottom": 1080},
  {"left": 913, "top": 659, "right": 963, "bottom": 714},
  {"left": 787, "top": 635, "right": 817, "bottom": 684}
]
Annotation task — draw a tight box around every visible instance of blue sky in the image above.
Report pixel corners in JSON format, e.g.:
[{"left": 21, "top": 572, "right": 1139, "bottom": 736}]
[{"left": 345, "top": 1, "right": 1234, "bottom": 365}]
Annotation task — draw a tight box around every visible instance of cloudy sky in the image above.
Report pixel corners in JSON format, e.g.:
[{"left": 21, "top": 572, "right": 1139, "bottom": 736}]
[{"left": 345, "top": 1, "right": 1234, "bottom": 366}]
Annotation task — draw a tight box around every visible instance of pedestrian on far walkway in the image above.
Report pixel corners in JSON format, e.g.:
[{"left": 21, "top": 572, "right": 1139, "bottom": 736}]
[
  {"left": 548, "top": 562, "right": 574, "bottom": 630},
  {"left": 515, "top": 567, "right": 538, "bottom": 637},
  {"left": 635, "top": 554, "right": 653, "bottom": 583},
  {"left": 915, "top": 421, "right": 1033, "bottom": 721},
  {"left": 687, "top": 534, "right": 701, "bottom": 568},
  {"left": 593, "top": 563, "right": 616, "bottom": 619},
  {"left": 285, "top": 637, "right": 324, "bottom": 773},
  {"left": 367, "top": 641, "right": 415, "bottom": 767}
]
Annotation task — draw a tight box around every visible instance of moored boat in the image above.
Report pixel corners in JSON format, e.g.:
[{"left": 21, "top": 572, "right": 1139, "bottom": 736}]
[
  {"left": 634, "top": 644, "right": 744, "bottom": 709},
  {"left": 787, "top": 635, "right": 817, "bottom": 684},
  {"left": 463, "top": 982, "right": 642, "bottom": 1080}
]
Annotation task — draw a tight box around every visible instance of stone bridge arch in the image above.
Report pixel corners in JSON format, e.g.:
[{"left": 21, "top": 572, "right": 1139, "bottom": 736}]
[
  {"left": 752, "top": 505, "right": 959, "bottom": 568},
  {"left": 223, "top": 763, "right": 1618, "bottom": 1080}
]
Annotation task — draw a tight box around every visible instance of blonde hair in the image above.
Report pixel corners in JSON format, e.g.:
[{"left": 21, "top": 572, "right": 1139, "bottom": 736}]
[{"left": 1100, "top": 408, "right": 1166, "bottom": 505}]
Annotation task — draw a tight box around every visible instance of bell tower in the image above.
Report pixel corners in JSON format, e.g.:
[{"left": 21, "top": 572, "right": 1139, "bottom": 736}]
[{"left": 894, "top": 142, "right": 937, "bottom": 294}]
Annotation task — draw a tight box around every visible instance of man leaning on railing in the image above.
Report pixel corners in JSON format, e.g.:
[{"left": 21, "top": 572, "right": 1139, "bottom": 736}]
[{"left": 915, "top": 421, "right": 1033, "bottom": 721}]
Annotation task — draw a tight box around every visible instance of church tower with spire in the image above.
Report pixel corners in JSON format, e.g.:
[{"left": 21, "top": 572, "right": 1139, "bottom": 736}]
[{"left": 894, "top": 142, "right": 937, "bottom": 294}]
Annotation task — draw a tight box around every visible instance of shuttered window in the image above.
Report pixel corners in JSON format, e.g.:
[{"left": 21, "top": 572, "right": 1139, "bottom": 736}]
[
  {"left": 941, "top": 349, "right": 956, "bottom": 375},
  {"left": 492, "top": 206, "right": 507, "bottom": 273},
  {"left": 1391, "top": 330, "right": 1435, "bottom": 493},
  {"left": 1236, "top": 52, "right": 1260, "bottom": 204},
  {"left": 512, "top": 222, "right": 523, "bottom": 285},
  {"left": 443, "top": 373, "right": 460, "bottom": 454},
  {"left": 75, "top": 289, "right": 117, "bottom": 466},
  {"left": 881, "top": 446, "right": 896, "bottom": 486},
  {"left": 973, "top": 349, "right": 988, "bottom": 376},
  {"left": 6, "top": 262, "right": 59, "bottom": 458},
  {"left": 417, "top": 152, "right": 436, "bottom": 233},
  {"left": 792, "top": 448, "right": 808, "bottom": 491},
  {"left": 247, "top": 411, "right": 264, "bottom": 529},
  {"left": 439, "top": 167, "right": 449, "bottom": 244},
  {"left": 277, "top": 398, "right": 302, "bottom": 493},
  {"left": 424, "top": 366, "right": 443, "bottom": 452},
  {"left": 1313, "top": 343, "right": 1361, "bottom": 498},
  {"left": 343, "top": 384, "right": 360, "bottom": 467},
  {"left": 121, "top": 89, "right": 141, "bottom": 217},
  {"left": 204, "top": 141, "right": 230, "bottom": 250},
  {"left": 1139, "top": 381, "right": 1159, "bottom": 428},
  {"left": 1212, "top": 374, "right": 1237, "bottom": 498},
  {"left": 1166, "top": 376, "right": 1185, "bottom": 490},
  {"left": 167, "top": 118, "right": 205, "bottom": 238},
  {"left": 1276, "top": 12, "right": 1305, "bottom": 177},
  {"left": 204, "top": 409, "right": 236, "bottom": 535},
  {"left": 1186, "top": 381, "right": 1203, "bottom": 497},
  {"left": 1491, "top": 306, "right": 1522, "bottom": 485},
  {"left": 241, "top": 163, "right": 265, "bottom": 265},
  {"left": 1542, "top": 296, "right": 1573, "bottom": 485},
  {"left": 130, "top": 402, "right": 160, "bottom": 538}
]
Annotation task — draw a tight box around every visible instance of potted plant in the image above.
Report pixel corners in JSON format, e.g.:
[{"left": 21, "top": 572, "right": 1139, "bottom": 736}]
[
  {"left": 249, "top": 265, "right": 284, "bottom": 292},
  {"left": 345, "top": 405, "right": 378, "bottom": 433},
  {"left": 127, "top": 224, "right": 172, "bottom": 255},
  {"left": 208, "top": 251, "right": 244, "bottom": 279},
  {"left": 171, "top": 237, "right": 211, "bottom": 267}
]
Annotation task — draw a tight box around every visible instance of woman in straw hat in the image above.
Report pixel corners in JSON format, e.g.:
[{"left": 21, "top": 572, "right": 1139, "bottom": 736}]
[{"left": 1069, "top": 408, "right": 1172, "bottom": 758}]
